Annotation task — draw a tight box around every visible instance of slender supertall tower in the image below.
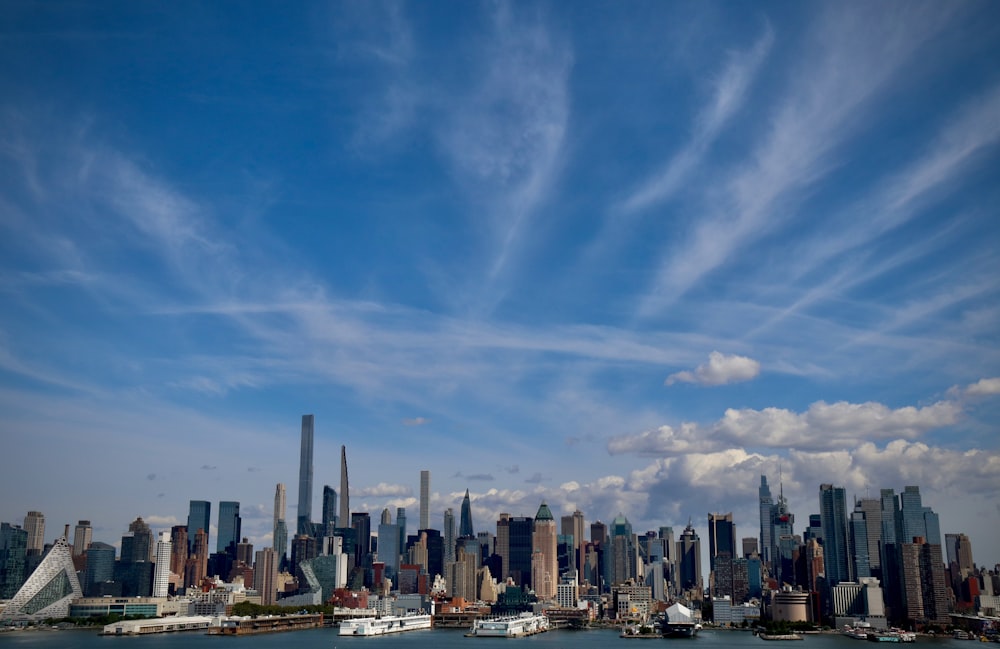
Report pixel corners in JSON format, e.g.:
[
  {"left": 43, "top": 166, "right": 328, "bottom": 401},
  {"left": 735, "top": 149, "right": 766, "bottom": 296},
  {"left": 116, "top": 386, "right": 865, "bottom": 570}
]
[
  {"left": 273, "top": 483, "right": 287, "bottom": 559},
  {"left": 298, "top": 415, "right": 315, "bottom": 536},
  {"left": 339, "top": 445, "right": 350, "bottom": 527},
  {"left": 419, "top": 470, "right": 431, "bottom": 531},
  {"left": 274, "top": 484, "right": 286, "bottom": 536},
  {"left": 460, "top": 489, "right": 474, "bottom": 537}
]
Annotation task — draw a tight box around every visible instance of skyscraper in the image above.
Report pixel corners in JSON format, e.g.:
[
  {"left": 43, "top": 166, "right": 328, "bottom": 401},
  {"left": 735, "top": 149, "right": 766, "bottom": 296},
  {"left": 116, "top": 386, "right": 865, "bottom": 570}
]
[
  {"left": 532, "top": 502, "right": 558, "bottom": 599},
  {"left": 819, "top": 484, "right": 851, "bottom": 585},
  {"left": 322, "top": 485, "right": 338, "bottom": 535},
  {"left": 561, "top": 510, "right": 585, "bottom": 578},
  {"left": 170, "top": 525, "right": 187, "bottom": 578},
  {"left": 254, "top": 547, "right": 278, "bottom": 606},
  {"left": 854, "top": 497, "right": 882, "bottom": 574},
  {"left": 23, "top": 511, "right": 44, "bottom": 555},
  {"left": 273, "top": 483, "right": 287, "bottom": 557},
  {"left": 298, "top": 414, "right": 315, "bottom": 536},
  {"left": 217, "top": 501, "right": 241, "bottom": 555},
  {"left": 443, "top": 508, "right": 456, "bottom": 565},
  {"left": 339, "top": 446, "right": 350, "bottom": 528},
  {"left": 707, "top": 512, "right": 736, "bottom": 573},
  {"left": 152, "top": 532, "right": 171, "bottom": 597},
  {"left": 677, "top": 522, "right": 702, "bottom": 591},
  {"left": 759, "top": 476, "right": 773, "bottom": 566},
  {"left": 187, "top": 500, "right": 211, "bottom": 553},
  {"left": 72, "top": 520, "right": 92, "bottom": 557},
  {"left": 419, "top": 470, "right": 430, "bottom": 531},
  {"left": 396, "top": 507, "right": 407, "bottom": 557},
  {"left": 459, "top": 489, "right": 474, "bottom": 537}
]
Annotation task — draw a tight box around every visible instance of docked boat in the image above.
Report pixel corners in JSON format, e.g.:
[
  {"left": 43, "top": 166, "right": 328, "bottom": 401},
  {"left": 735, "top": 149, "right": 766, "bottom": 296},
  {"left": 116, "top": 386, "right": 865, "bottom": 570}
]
[
  {"left": 662, "top": 603, "right": 701, "bottom": 638},
  {"left": 338, "top": 613, "right": 432, "bottom": 636},
  {"left": 468, "top": 612, "right": 549, "bottom": 637},
  {"left": 865, "top": 630, "right": 916, "bottom": 643}
]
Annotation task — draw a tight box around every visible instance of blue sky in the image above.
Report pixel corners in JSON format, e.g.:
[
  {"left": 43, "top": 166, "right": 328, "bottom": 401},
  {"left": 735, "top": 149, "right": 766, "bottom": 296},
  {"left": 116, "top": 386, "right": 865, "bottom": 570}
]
[{"left": 2, "top": 1, "right": 999, "bottom": 568}]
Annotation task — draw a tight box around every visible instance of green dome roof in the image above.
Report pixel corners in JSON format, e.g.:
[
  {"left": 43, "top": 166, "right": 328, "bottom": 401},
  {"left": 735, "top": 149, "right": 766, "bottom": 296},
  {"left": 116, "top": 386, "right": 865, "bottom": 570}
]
[{"left": 535, "top": 502, "right": 554, "bottom": 521}]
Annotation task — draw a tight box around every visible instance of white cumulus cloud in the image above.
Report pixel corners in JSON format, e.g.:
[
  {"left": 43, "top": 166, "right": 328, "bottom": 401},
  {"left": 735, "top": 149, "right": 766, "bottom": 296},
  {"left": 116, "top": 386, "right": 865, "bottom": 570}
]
[{"left": 666, "top": 351, "right": 761, "bottom": 386}]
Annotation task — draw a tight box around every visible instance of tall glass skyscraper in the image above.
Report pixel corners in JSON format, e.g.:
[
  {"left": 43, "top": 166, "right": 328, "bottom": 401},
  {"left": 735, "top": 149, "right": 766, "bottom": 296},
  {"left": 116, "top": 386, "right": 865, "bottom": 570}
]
[
  {"left": 187, "top": 500, "right": 211, "bottom": 553},
  {"left": 459, "top": 489, "right": 474, "bottom": 537},
  {"left": 322, "top": 485, "right": 337, "bottom": 535},
  {"left": 819, "top": 484, "right": 851, "bottom": 584},
  {"left": 298, "top": 414, "right": 314, "bottom": 536},
  {"left": 419, "top": 470, "right": 430, "bottom": 531},
  {"left": 217, "top": 501, "right": 241, "bottom": 555},
  {"left": 708, "top": 512, "right": 736, "bottom": 572},
  {"left": 758, "top": 476, "right": 773, "bottom": 565}
]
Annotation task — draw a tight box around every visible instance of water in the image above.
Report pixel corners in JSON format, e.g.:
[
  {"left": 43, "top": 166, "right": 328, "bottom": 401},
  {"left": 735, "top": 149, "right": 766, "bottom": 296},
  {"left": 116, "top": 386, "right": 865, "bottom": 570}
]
[{"left": 0, "top": 628, "right": 969, "bottom": 648}]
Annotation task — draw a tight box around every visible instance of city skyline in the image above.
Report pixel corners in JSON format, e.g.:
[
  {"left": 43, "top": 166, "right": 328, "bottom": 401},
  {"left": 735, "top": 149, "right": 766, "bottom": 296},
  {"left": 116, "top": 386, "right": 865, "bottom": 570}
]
[{"left": 1, "top": 2, "right": 999, "bottom": 573}]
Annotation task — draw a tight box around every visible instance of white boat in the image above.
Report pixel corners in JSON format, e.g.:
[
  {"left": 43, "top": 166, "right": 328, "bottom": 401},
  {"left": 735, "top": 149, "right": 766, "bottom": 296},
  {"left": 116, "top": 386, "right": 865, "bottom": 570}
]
[
  {"left": 468, "top": 612, "right": 549, "bottom": 637},
  {"left": 338, "top": 613, "right": 432, "bottom": 636}
]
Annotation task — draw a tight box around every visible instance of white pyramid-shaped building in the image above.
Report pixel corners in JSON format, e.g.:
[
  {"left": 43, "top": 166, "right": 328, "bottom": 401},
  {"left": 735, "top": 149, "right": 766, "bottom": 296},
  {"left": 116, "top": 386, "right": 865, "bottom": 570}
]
[{"left": 0, "top": 537, "right": 82, "bottom": 621}]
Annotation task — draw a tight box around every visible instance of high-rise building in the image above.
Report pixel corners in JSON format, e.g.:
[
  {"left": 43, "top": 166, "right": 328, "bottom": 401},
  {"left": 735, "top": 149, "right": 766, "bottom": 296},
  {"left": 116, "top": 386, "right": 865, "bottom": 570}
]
[
  {"left": 759, "top": 476, "right": 773, "bottom": 566},
  {"left": 339, "top": 446, "right": 350, "bottom": 528},
  {"left": 561, "top": 510, "right": 585, "bottom": 578},
  {"left": 122, "top": 517, "right": 153, "bottom": 563},
  {"left": 819, "top": 484, "right": 851, "bottom": 585},
  {"left": 708, "top": 513, "right": 736, "bottom": 573},
  {"left": 23, "top": 511, "right": 44, "bottom": 555},
  {"left": 378, "top": 510, "right": 400, "bottom": 582},
  {"left": 188, "top": 528, "right": 209, "bottom": 587},
  {"left": 0, "top": 523, "right": 28, "bottom": 599},
  {"left": 254, "top": 547, "right": 278, "bottom": 606},
  {"left": 351, "top": 512, "right": 371, "bottom": 570},
  {"left": 273, "top": 483, "right": 287, "bottom": 559},
  {"left": 849, "top": 510, "right": 871, "bottom": 579},
  {"left": 532, "top": 503, "right": 558, "bottom": 600},
  {"left": 170, "top": 525, "right": 187, "bottom": 578},
  {"left": 854, "top": 498, "right": 882, "bottom": 574},
  {"left": 187, "top": 500, "right": 211, "bottom": 553},
  {"left": 459, "top": 489, "right": 474, "bottom": 537},
  {"left": 443, "top": 508, "right": 456, "bottom": 565},
  {"left": 396, "top": 507, "right": 407, "bottom": 558},
  {"left": 298, "top": 414, "right": 315, "bottom": 536},
  {"left": 322, "top": 485, "right": 337, "bottom": 535},
  {"left": 607, "top": 513, "right": 637, "bottom": 586},
  {"left": 677, "top": 522, "right": 702, "bottom": 591},
  {"left": 72, "top": 520, "right": 92, "bottom": 557},
  {"left": 152, "top": 532, "right": 171, "bottom": 597},
  {"left": 945, "top": 533, "right": 974, "bottom": 574},
  {"left": 217, "top": 501, "right": 241, "bottom": 556},
  {"left": 419, "top": 471, "right": 431, "bottom": 531},
  {"left": 83, "top": 542, "right": 115, "bottom": 597},
  {"left": 591, "top": 520, "right": 607, "bottom": 546}
]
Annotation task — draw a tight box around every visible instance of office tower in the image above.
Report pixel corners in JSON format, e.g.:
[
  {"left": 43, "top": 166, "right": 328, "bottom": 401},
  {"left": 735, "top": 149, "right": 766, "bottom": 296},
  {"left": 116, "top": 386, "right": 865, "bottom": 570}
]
[
  {"left": 497, "top": 515, "right": 529, "bottom": 587},
  {"left": 291, "top": 534, "right": 318, "bottom": 577},
  {"left": 708, "top": 512, "right": 736, "bottom": 573},
  {"left": 945, "top": 533, "right": 974, "bottom": 574},
  {"left": 189, "top": 527, "right": 209, "bottom": 587},
  {"left": 217, "top": 501, "right": 241, "bottom": 555},
  {"left": 83, "top": 541, "right": 115, "bottom": 597},
  {"left": 322, "top": 485, "right": 337, "bottom": 535},
  {"left": 854, "top": 497, "right": 882, "bottom": 574},
  {"left": 420, "top": 470, "right": 431, "bottom": 531},
  {"left": 532, "top": 503, "right": 557, "bottom": 599},
  {"left": 122, "top": 517, "right": 153, "bottom": 563},
  {"left": 819, "top": 484, "right": 851, "bottom": 585},
  {"left": 591, "top": 520, "right": 607, "bottom": 546},
  {"left": 236, "top": 538, "right": 254, "bottom": 566},
  {"left": 152, "top": 532, "right": 171, "bottom": 597},
  {"left": 378, "top": 510, "right": 400, "bottom": 582},
  {"left": 677, "top": 522, "right": 702, "bottom": 591},
  {"left": 459, "top": 489, "right": 474, "bottom": 537},
  {"left": 351, "top": 512, "right": 371, "bottom": 570},
  {"left": 396, "top": 507, "right": 407, "bottom": 557},
  {"left": 298, "top": 414, "right": 315, "bottom": 536},
  {"left": 849, "top": 510, "right": 871, "bottom": 579},
  {"left": 608, "top": 513, "right": 637, "bottom": 586},
  {"left": 900, "top": 536, "right": 949, "bottom": 625},
  {"left": 170, "top": 525, "right": 187, "bottom": 577},
  {"left": 0, "top": 523, "right": 28, "bottom": 599},
  {"left": 443, "top": 508, "right": 456, "bottom": 565},
  {"left": 72, "top": 520, "right": 92, "bottom": 557},
  {"left": 742, "top": 537, "right": 758, "bottom": 558},
  {"left": 187, "top": 500, "right": 211, "bottom": 553},
  {"left": 0, "top": 538, "right": 81, "bottom": 622},
  {"left": 561, "top": 509, "right": 585, "bottom": 578},
  {"left": 339, "top": 446, "right": 350, "bottom": 527},
  {"left": 254, "top": 547, "right": 278, "bottom": 606},
  {"left": 23, "top": 511, "right": 44, "bottom": 555},
  {"left": 274, "top": 483, "right": 286, "bottom": 533},
  {"left": 759, "top": 475, "right": 773, "bottom": 566}
]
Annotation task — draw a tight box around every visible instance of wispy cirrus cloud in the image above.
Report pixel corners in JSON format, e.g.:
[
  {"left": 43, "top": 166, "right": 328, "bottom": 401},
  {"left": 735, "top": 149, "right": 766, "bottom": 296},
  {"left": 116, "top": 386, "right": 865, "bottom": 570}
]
[{"left": 637, "top": 4, "right": 957, "bottom": 317}]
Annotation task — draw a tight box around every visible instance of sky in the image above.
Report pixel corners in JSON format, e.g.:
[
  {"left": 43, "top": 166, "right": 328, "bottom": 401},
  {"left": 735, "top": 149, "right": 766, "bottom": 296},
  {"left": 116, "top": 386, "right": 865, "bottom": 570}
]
[{"left": 1, "top": 1, "right": 999, "bottom": 571}]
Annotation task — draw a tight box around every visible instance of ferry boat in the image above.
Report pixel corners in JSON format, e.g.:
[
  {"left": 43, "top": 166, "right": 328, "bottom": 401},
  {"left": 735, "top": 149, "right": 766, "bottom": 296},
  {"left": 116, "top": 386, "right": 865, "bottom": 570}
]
[
  {"left": 468, "top": 612, "right": 549, "bottom": 637},
  {"left": 338, "top": 613, "right": 432, "bottom": 636}
]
